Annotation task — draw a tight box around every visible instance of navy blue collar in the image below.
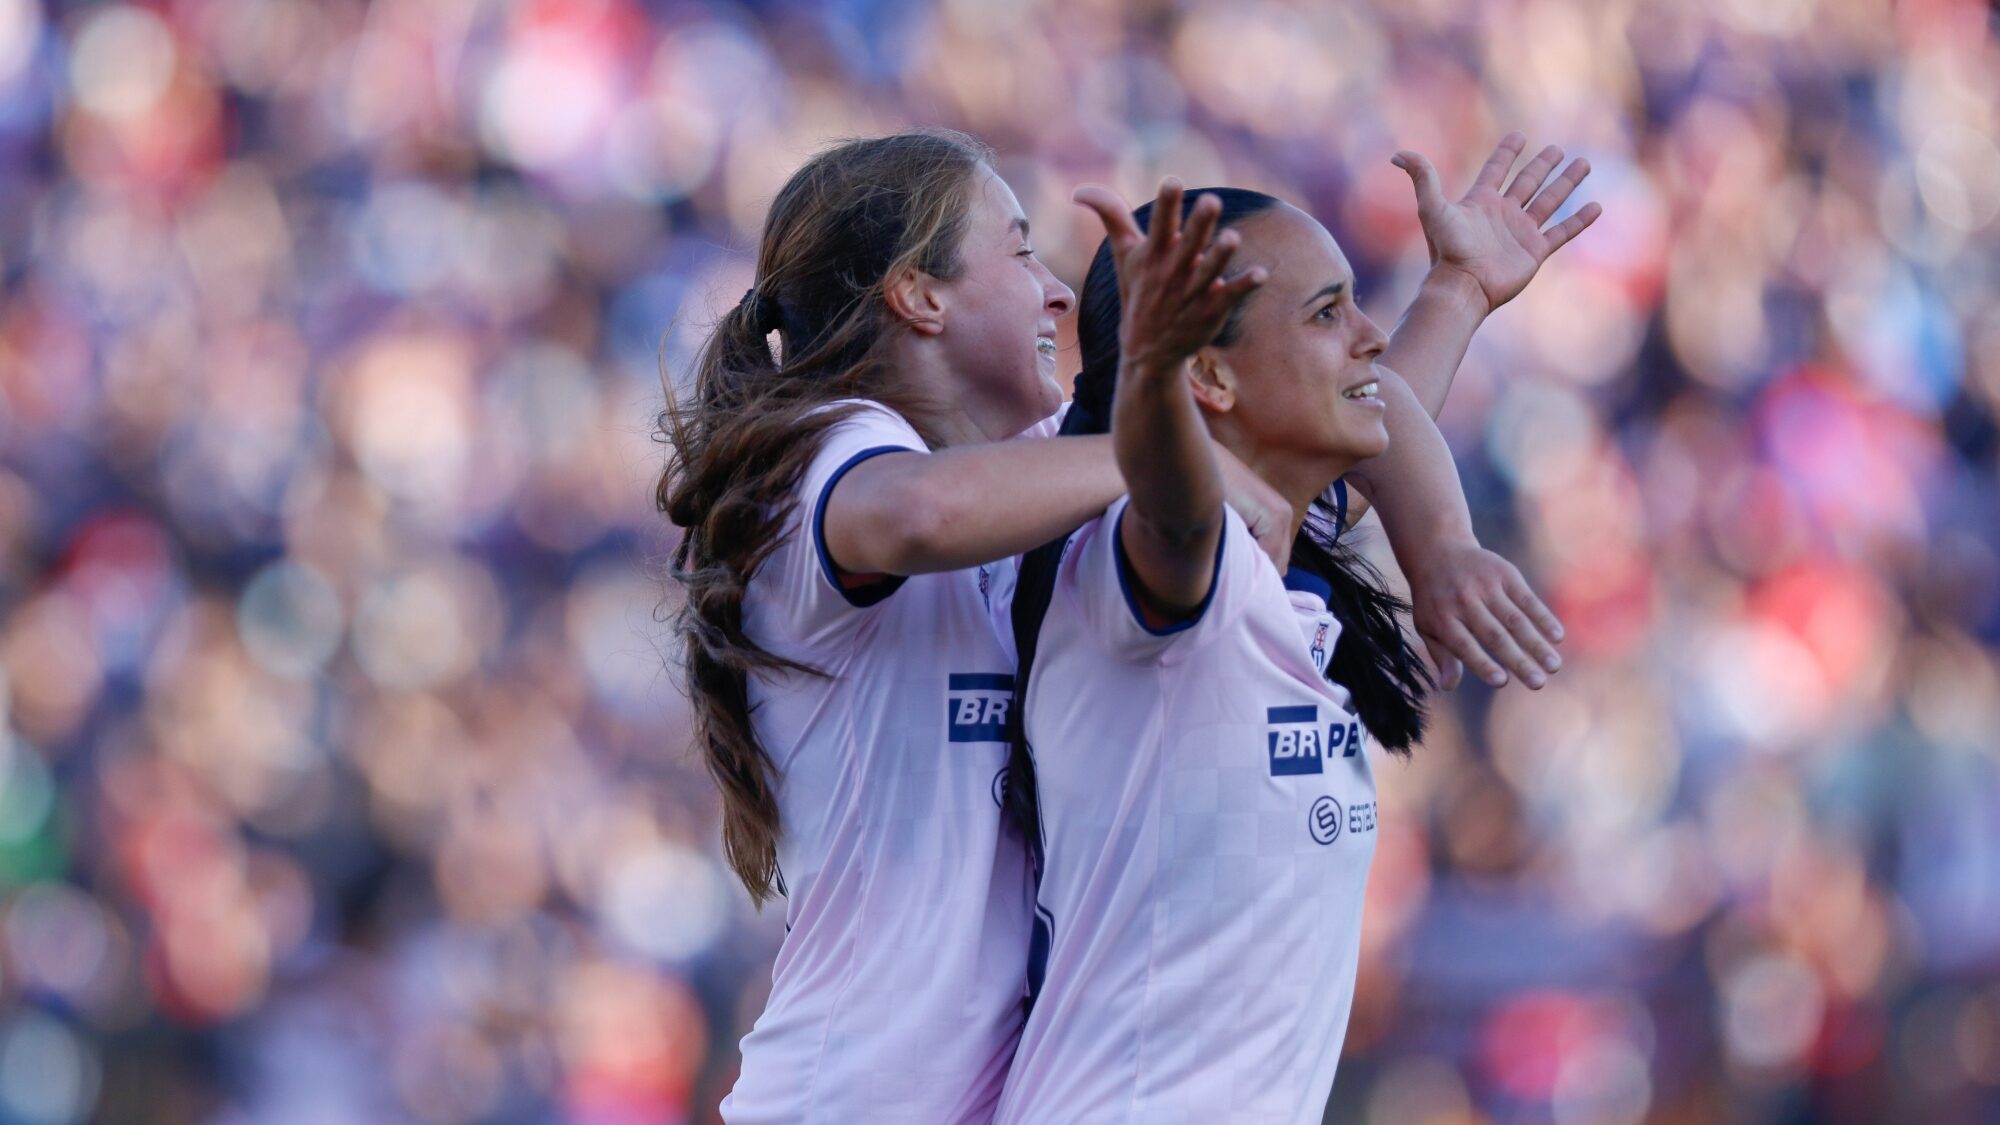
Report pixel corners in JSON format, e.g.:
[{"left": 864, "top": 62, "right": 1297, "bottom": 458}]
[{"left": 1281, "top": 567, "right": 1332, "bottom": 605}]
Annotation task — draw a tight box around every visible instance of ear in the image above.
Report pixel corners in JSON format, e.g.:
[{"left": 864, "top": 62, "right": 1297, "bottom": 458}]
[
  {"left": 1188, "top": 348, "right": 1237, "bottom": 414},
  {"left": 884, "top": 266, "right": 947, "bottom": 337}
]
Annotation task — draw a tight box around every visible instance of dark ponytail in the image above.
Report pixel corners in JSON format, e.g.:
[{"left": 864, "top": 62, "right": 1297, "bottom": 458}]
[{"left": 1006, "top": 188, "right": 1430, "bottom": 848}]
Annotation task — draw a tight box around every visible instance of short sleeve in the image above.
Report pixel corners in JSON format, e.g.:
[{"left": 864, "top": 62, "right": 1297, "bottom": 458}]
[
  {"left": 1059, "top": 495, "right": 1263, "bottom": 664},
  {"left": 751, "top": 400, "right": 928, "bottom": 651}
]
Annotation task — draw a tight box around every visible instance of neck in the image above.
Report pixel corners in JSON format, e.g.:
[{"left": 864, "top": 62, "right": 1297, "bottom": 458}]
[{"left": 884, "top": 333, "right": 1036, "bottom": 448}]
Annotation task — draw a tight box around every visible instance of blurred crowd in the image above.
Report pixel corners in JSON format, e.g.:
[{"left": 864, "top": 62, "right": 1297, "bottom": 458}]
[{"left": 0, "top": 0, "right": 1995, "bottom": 1122}]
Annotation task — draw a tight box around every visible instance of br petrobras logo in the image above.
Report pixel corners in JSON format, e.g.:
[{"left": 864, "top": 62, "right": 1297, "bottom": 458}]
[
  {"left": 948, "top": 673, "right": 1014, "bottom": 743},
  {"left": 1266, "top": 705, "right": 1365, "bottom": 776},
  {"left": 1309, "top": 795, "right": 1343, "bottom": 845},
  {"left": 1268, "top": 705, "right": 1324, "bottom": 775}
]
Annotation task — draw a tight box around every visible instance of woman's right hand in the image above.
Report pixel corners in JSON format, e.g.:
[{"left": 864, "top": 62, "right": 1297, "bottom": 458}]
[
  {"left": 1071, "top": 179, "right": 1266, "bottom": 379},
  {"left": 1214, "top": 444, "right": 1293, "bottom": 566}
]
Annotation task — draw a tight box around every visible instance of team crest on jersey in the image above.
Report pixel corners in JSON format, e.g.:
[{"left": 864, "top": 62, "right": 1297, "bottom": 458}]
[
  {"left": 1309, "top": 622, "right": 1330, "bottom": 674},
  {"left": 948, "top": 673, "right": 1014, "bottom": 742},
  {"left": 1267, "top": 705, "right": 1364, "bottom": 776}
]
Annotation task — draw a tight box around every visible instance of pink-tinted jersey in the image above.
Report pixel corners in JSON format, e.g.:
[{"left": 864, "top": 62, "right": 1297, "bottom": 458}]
[
  {"left": 995, "top": 496, "right": 1378, "bottom": 1125},
  {"left": 721, "top": 401, "right": 1037, "bottom": 1124}
]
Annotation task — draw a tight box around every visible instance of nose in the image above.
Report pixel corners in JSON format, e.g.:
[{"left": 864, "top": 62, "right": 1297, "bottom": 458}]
[
  {"left": 1353, "top": 310, "right": 1388, "bottom": 359},
  {"left": 1043, "top": 266, "right": 1076, "bottom": 318}
]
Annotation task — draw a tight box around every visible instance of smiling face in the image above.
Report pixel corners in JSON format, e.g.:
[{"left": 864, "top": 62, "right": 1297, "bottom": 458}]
[
  {"left": 1199, "top": 203, "right": 1391, "bottom": 472},
  {"left": 930, "top": 166, "right": 1077, "bottom": 438}
]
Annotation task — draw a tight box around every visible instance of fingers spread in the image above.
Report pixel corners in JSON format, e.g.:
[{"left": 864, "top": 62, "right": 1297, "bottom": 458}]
[
  {"left": 1173, "top": 192, "right": 1224, "bottom": 278},
  {"left": 1393, "top": 150, "right": 1447, "bottom": 216},
  {"left": 1072, "top": 184, "right": 1144, "bottom": 253},
  {"left": 1186, "top": 228, "right": 1241, "bottom": 301},
  {"left": 1211, "top": 265, "right": 1267, "bottom": 307},
  {"left": 1526, "top": 157, "right": 1591, "bottom": 224},
  {"left": 1473, "top": 131, "right": 1528, "bottom": 193},
  {"left": 1147, "top": 177, "right": 1186, "bottom": 261},
  {"left": 1504, "top": 144, "right": 1564, "bottom": 205},
  {"left": 1543, "top": 200, "right": 1604, "bottom": 252}
]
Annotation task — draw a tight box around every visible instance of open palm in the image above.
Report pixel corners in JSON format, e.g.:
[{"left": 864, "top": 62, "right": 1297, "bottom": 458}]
[{"left": 1394, "top": 132, "right": 1603, "bottom": 314}]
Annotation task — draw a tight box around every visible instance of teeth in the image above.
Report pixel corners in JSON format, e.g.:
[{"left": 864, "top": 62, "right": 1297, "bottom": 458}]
[
  {"left": 1343, "top": 381, "right": 1378, "bottom": 400},
  {"left": 1036, "top": 337, "right": 1057, "bottom": 355}
]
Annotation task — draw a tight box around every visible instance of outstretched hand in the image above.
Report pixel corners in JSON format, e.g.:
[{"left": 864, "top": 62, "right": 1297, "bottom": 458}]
[
  {"left": 1392, "top": 132, "right": 1602, "bottom": 315},
  {"left": 1404, "top": 537, "right": 1565, "bottom": 691},
  {"left": 1073, "top": 179, "right": 1267, "bottom": 376}
]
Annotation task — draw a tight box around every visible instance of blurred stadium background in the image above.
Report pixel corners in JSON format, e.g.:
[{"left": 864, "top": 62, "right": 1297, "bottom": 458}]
[{"left": 0, "top": 0, "right": 1996, "bottom": 1122}]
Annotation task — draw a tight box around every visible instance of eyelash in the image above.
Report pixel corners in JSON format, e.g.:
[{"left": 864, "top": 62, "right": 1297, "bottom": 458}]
[
  {"left": 1316, "top": 302, "right": 1341, "bottom": 321},
  {"left": 1017, "top": 248, "right": 1036, "bottom": 258}
]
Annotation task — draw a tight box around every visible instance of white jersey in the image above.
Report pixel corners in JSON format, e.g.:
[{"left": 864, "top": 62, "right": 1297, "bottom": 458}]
[
  {"left": 995, "top": 495, "right": 1377, "bottom": 1125},
  {"left": 723, "top": 401, "right": 1036, "bottom": 1124}
]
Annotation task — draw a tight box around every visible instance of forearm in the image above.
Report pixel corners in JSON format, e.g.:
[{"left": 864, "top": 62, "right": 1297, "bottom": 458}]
[
  {"left": 1378, "top": 268, "right": 1489, "bottom": 419},
  {"left": 1345, "top": 371, "right": 1476, "bottom": 555},
  {"left": 1113, "top": 359, "right": 1223, "bottom": 544},
  {"left": 1112, "top": 357, "right": 1225, "bottom": 611},
  {"left": 830, "top": 435, "right": 1126, "bottom": 575}
]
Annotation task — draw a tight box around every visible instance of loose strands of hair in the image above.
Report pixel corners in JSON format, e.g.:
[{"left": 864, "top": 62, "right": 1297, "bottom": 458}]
[
  {"left": 659, "top": 130, "right": 994, "bottom": 905},
  {"left": 1005, "top": 187, "right": 1430, "bottom": 849}
]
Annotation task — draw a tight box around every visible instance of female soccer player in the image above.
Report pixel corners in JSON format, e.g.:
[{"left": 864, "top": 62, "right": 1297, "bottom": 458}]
[
  {"left": 995, "top": 171, "right": 1595, "bottom": 1122},
  {"left": 663, "top": 129, "right": 1584, "bottom": 1122}
]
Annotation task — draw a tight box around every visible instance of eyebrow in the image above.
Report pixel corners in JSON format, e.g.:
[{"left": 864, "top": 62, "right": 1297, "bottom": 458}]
[
  {"left": 1300, "top": 280, "right": 1348, "bottom": 309},
  {"left": 1010, "top": 217, "right": 1031, "bottom": 239}
]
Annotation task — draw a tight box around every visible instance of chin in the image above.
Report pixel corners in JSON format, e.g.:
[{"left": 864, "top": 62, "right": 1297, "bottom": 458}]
[
  {"left": 1364, "top": 425, "right": 1390, "bottom": 458},
  {"left": 1029, "top": 366, "right": 1066, "bottom": 419},
  {"left": 1326, "top": 417, "right": 1391, "bottom": 460}
]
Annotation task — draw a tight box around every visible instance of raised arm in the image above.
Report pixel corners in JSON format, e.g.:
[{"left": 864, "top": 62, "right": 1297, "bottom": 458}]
[
  {"left": 1075, "top": 179, "right": 1266, "bottom": 617},
  {"left": 1335, "top": 133, "right": 1599, "bottom": 689},
  {"left": 1378, "top": 132, "right": 1602, "bottom": 416}
]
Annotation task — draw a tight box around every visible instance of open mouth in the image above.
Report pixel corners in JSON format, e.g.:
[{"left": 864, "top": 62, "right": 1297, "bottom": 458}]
[
  {"left": 1342, "top": 381, "right": 1379, "bottom": 401},
  {"left": 1036, "top": 336, "right": 1058, "bottom": 357}
]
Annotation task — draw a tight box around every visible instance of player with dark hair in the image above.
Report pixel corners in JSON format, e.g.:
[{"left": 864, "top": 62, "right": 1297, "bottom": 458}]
[{"left": 997, "top": 151, "right": 1596, "bottom": 1120}]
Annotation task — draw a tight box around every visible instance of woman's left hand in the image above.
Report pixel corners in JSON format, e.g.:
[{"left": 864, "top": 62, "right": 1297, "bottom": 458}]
[
  {"left": 1403, "top": 537, "right": 1565, "bottom": 690},
  {"left": 1392, "top": 132, "right": 1603, "bottom": 315}
]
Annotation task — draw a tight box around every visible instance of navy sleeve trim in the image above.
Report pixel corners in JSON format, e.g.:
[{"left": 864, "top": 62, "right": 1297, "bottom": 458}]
[
  {"left": 813, "top": 445, "right": 921, "bottom": 608},
  {"left": 1111, "top": 506, "right": 1228, "bottom": 637}
]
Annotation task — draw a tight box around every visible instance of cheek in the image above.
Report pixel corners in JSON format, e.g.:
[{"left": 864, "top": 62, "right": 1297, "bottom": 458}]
[
  {"left": 963, "top": 271, "right": 1037, "bottom": 340},
  {"left": 1240, "top": 355, "right": 1331, "bottom": 436}
]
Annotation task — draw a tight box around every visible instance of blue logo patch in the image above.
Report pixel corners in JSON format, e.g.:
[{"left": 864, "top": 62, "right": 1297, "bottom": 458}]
[
  {"left": 948, "top": 673, "right": 1014, "bottom": 743},
  {"left": 1268, "top": 705, "right": 1323, "bottom": 775},
  {"left": 1268, "top": 706, "right": 1365, "bottom": 776}
]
